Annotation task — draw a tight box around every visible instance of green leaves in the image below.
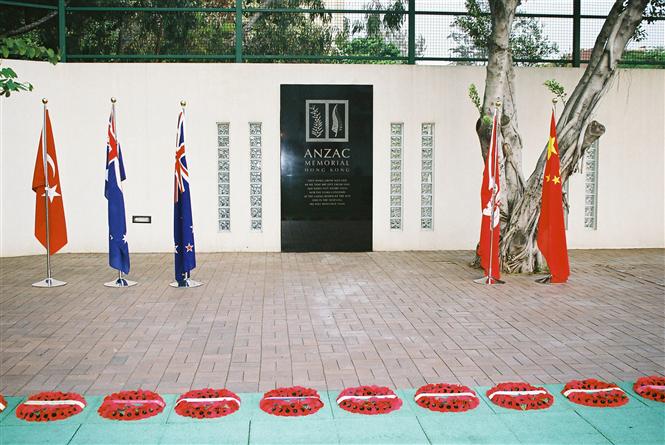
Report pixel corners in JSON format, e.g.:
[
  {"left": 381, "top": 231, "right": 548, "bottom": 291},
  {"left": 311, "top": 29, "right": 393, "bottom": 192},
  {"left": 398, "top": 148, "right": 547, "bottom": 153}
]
[
  {"left": 333, "top": 1, "right": 416, "bottom": 64},
  {"left": 0, "top": 37, "right": 58, "bottom": 97},
  {"left": 0, "top": 67, "right": 17, "bottom": 78},
  {"left": 383, "top": 1, "right": 406, "bottom": 32},
  {"left": 449, "top": 0, "right": 559, "bottom": 65},
  {"left": 0, "top": 66, "right": 34, "bottom": 97},
  {"left": 0, "top": 37, "right": 60, "bottom": 64},
  {"left": 544, "top": 79, "right": 566, "bottom": 102},
  {"left": 468, "top": 83, "right": 482, "bottom": 115}
]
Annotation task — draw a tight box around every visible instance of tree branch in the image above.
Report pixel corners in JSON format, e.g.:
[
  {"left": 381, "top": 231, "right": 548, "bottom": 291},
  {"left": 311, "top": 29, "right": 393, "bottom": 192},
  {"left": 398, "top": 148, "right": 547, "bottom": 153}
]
[
  {"left": 244, "top": 0, "right": 277, "bottom": 35},
  {"left": 2, "top": 10, "right": 58, "bottom": 38}
]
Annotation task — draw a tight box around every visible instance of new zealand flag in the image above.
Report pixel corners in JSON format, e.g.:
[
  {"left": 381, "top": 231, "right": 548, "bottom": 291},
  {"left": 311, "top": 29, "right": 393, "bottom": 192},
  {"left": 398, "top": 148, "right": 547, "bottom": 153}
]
[
  {"left": 105, "top": 107, "right": 130, "bottom": 274},
  {"left": 174, "top": 111, "right": 196, "bottom": 284}
]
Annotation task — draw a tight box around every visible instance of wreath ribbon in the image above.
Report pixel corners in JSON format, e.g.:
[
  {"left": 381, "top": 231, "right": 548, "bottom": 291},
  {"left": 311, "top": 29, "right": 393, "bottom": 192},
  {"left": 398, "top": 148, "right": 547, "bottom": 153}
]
[
  {"left": 562, "top": 387, "right": 624, "bottom": 397},
  {"left": 23, "top": 400, "right": 86, "bottom": 410},
  {"left": 264, "top": 396, "right": 320, "bottom": 401},
  {"left": 175, "top": 397, "right": 240, "bottom": 406},
  {"left": 108, "top": 399, "right": 165, "bottom": 408},
  {"left": 414, "top": 392, "right": 477, "bottom": 401},
  {"left": 636, "top": 385, "right": 665, "bottom": 391},
  {"left": 0, "top": 402, "right": 5, "bottom": 411},
  {"left": 336, "top": 394, "right": 397, "bottom": 404},
  {"left": 487, "top": 390, "right": 547, "bottom": 400}
]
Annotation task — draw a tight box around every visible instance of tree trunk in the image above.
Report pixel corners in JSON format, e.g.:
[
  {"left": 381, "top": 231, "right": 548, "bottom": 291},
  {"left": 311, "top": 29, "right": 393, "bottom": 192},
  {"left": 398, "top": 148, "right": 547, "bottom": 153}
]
[
  {"left": 479, "top": 0, "right": 519, "bottom": 157},
  {"left": 499, "top": 61, "right": 526, "bottom": 219},
  {"left": 495, "top": 0, "right": 650, "bottom": 273},
  {"left": 471, "top": 0, "right": 519, "bottom": 267}
]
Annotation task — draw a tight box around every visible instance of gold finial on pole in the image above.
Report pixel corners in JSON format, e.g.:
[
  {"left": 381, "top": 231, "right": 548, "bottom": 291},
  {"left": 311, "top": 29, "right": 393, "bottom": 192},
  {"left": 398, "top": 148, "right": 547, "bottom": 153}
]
[
  {"left": 180, "top": 100, "right": 187, "bottom": 107},
  {"left": 42, "top": 98, "right": 48, "bottom": 104},
  {"left": 552, "top": 97, "right": 558, "bottom": 105},
  {"left": 111, "top": 97, "right": 117, "bottom": 103},
  {"left": 495, "top": 98, "right": 502, "bottom": 109}
]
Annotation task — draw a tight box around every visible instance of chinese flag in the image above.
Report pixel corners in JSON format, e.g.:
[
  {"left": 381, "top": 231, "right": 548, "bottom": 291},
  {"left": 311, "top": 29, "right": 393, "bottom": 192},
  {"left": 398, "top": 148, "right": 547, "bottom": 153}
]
[
  {"left": 478, "top": 112, "right": 501, "bottom": 280},
  {"left": 32, "top": 109, "right": 67, "bottom": 254},
  {"left": 536, "top": 111, "right": 569, "bottom": 283}
]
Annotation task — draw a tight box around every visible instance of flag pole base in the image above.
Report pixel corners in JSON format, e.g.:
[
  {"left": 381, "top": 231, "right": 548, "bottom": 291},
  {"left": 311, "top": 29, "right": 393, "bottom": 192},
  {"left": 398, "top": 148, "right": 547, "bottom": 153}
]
[
  {"left": 32, "top": 278, "right": 66, "bottom": 288},
  {"left": 169, "top": 278, "right": 203, "bottom": 288},
  {"left": 535, "top": 275, "right": 566, "bottom": 284},
  {"left": 104, "top": 277, "right": 138, "bottom": 288},
  {"left": 473, "top": 276, "right": 505, "bottom": 285}
]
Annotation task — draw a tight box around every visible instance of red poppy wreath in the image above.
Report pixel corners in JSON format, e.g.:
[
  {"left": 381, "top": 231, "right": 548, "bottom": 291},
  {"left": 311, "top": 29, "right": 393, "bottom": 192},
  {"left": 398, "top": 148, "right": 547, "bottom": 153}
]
[
  {"left": 633, "top": 376, "right": 665, "bottom": 403},
  {"left": 414, "top": 383, "right": 480, "bottom": 413},
  {"left": 15, "top": 391, "right": 86, "bottom": 422},
  {"left": 562, "top": 379, "right": 628, "bottom": 407},
  {"left": 336, "top": 385, "right": 402, "bottom": 415},
  {"left": 97, "top": 389, "right": 165, "bottom": 421},
  {"left": 0, "top": 394, "right": 7, "bottom": 413},
  {"left": 486, "top": 382, "right": 554, "bottom": 411},
  {"left": 174, "top": 388, "right": 241, "bottom": 419},
  {"left": 259, "top": 386, "right": 324, "bottom": 417}
]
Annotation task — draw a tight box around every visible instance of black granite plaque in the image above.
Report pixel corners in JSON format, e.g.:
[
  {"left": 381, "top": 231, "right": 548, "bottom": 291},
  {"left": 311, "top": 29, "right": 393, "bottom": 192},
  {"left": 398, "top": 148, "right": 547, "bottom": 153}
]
[{"left": 281, "top": 84, "right": 373, "bottom": 252}]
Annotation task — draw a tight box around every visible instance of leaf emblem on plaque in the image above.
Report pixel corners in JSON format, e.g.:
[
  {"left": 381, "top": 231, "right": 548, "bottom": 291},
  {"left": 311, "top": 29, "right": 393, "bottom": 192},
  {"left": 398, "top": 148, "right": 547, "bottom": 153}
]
[
  {"left": 331, "top": 104, "right": 342, "bottom": 137},
  {"left": 309, "top": 105, "right": 325, "bottom": 138}
]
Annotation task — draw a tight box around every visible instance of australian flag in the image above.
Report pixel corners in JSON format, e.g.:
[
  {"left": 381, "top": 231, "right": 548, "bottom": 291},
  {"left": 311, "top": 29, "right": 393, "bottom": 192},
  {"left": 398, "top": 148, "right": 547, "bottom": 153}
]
[
  {"left": 105, "top": 107, "right": 130, "bottom": 274},
  {"left": 174, "top": 111, "right": 196, "bottom": 284}
]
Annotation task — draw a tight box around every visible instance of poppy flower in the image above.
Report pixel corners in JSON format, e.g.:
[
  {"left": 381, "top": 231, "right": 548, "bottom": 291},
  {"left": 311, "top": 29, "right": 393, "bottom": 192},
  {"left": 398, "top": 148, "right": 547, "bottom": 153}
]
[
  {"left": 562, "top": 379, "right": 628, "bottom": 407},
  {"left": 336, "top": 386, "right": 402, "bottom": 415},
  {"left": 414, "top": 383, "right": 480, "bottom": 413},
  {"left": 633, "top": 376, "right": 665, "bottom": 403},
  {"left": 259, "top": 386, "right": 323, "bottom": 417},
  {"left": 98, "top": 389, "right": 164, "bottom": 421},
  {"left": 174, "top": 388, "right": 240, "bottom": 419},
  {"left": 486, "top": 382, "right": 553, "bottom": 411},
  {"left": 16, "top": 392, "right": 86, "bottom": 422}
]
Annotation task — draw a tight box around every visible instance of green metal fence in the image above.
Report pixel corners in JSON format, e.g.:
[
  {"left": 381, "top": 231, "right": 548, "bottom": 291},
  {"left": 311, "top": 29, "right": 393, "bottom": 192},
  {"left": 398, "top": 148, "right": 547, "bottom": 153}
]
[{"left": 1, "top": 0, "right": 663, "bottom": 66}]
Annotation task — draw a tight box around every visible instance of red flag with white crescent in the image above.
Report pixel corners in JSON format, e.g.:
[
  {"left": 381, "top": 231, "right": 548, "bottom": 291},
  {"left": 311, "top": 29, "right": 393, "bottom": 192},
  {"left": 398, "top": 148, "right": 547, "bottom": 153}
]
[{"left": 32, "top": 109, "right": 67, "bottom": 254}]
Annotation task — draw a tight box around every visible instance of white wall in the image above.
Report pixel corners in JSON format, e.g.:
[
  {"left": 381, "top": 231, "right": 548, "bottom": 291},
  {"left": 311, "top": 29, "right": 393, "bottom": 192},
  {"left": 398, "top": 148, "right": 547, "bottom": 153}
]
[{"left": 0, "top": 60, "right": 663, "bottom": 256}]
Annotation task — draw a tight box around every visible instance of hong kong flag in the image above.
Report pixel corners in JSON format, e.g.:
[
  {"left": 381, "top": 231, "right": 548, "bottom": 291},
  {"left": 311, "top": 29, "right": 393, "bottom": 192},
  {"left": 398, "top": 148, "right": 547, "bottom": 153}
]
[
  {"left": 536, "top": 111, "right": 569, "bottom": 283},
  {"left": 32, "top": 109, "right": 67, "bottom": 254},
  {"left": 478, "top": 110, "right": 501, "bottom": 280}
]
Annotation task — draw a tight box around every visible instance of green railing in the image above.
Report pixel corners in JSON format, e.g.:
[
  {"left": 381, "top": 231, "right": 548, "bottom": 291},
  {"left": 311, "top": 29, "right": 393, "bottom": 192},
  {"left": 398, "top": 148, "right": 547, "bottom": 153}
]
[{"left": 1, "top": 0, "right": 663, "bottom": 66}]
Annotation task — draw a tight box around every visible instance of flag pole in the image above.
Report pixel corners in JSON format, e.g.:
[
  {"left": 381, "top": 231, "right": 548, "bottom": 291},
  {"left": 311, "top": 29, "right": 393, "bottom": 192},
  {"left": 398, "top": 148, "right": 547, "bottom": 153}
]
[
  {"left": 487, "top": 104, "right": 497, "bottom": 282},
  {"left": 105, "top": 97, "right": 137, "bottom": 288},
  {"left": 43, "top": 99, "right": 51, "bottom": 280},
  {"left": 170, "top": 100, "right": 202, "bottom": 289},
  {"left": 474, "top": 99, "right": 504, "bottom": 285},
  {"left": 113, "top": 97, "right": 120, "bottom": 286},
  {"left": 33, "top": 98, "right": 66, "bottom": 288}
]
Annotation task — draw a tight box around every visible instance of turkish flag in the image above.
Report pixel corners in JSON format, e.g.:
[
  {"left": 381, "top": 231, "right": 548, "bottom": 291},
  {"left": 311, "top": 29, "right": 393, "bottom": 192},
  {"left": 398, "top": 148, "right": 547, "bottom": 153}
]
[
  {"left": 536, "top": 111, "right": 569, "bottom": 283},
  {"left": 478, "top": 111, "right": 501, "bottom": 280},
  {"left": 32, "top": 109, "right": 67, "bottom": 254}
]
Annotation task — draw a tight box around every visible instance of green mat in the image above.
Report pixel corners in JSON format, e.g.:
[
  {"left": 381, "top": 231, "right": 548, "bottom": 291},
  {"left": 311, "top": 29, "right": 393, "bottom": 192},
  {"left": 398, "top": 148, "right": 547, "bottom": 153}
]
[{"left": 0, "top": 382, "right": 663, "bottom": 444}]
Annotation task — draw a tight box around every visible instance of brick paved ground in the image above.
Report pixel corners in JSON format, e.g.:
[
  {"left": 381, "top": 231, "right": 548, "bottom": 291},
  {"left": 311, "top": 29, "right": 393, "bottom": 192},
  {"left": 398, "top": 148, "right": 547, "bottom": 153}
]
[{"left": 0, "top": 249, "right": 663, "bottom": 397}]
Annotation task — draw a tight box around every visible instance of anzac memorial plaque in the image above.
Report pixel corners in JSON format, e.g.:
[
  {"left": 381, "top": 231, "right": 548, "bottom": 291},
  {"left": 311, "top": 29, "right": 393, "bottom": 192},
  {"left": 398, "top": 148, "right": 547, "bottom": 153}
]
[{"left": 281, "top": 85, "right": 373, "bottom": 252}]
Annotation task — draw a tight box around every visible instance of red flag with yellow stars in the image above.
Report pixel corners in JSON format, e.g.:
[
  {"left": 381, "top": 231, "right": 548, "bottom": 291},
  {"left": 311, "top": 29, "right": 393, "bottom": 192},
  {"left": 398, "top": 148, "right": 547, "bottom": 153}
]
[{"left": 537, "top": 111, "right": 569, "bottom": 283}]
